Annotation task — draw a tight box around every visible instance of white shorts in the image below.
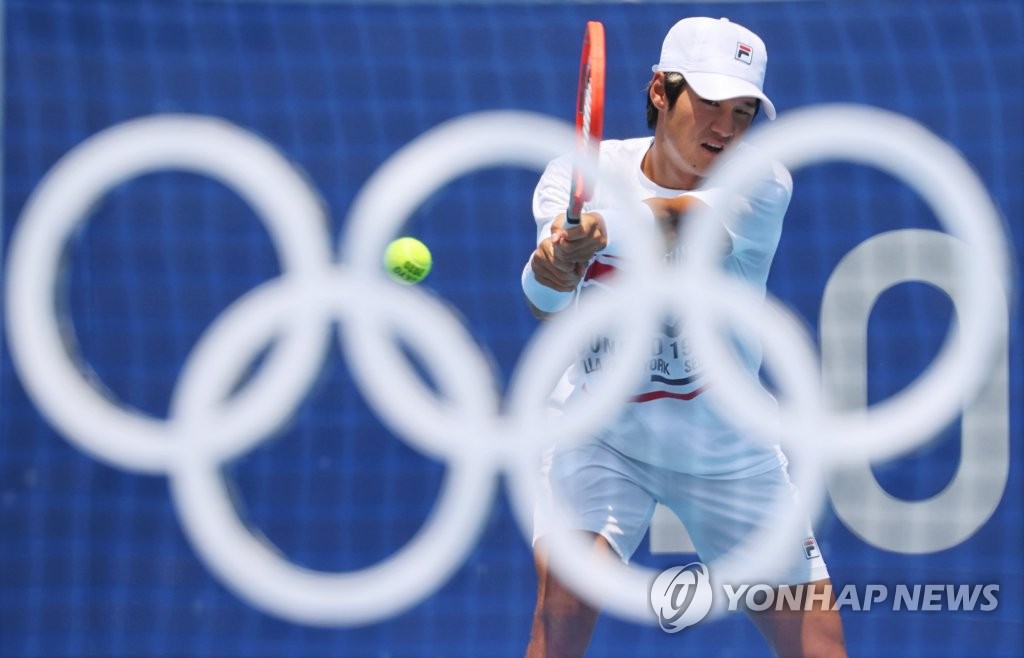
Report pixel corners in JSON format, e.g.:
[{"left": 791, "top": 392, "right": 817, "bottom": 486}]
[{"left": 533, "top": 440, "right": 829, "bottom": 587}]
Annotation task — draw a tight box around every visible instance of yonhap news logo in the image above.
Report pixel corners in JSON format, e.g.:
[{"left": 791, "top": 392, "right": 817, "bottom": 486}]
[
  {"left": 651, "top": 562, "right": 1001, "bottom": 630},
  {"left": 720, "top": 582, "right": 1000, "bottom": 614},
  {"left": 649, "top": 562, "right": 713, "bottom": 632}
]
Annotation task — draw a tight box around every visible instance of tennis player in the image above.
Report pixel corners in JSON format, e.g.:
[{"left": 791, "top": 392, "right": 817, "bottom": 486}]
[{"left": 522, "top": 17, "right": 848, "bottom": 657}]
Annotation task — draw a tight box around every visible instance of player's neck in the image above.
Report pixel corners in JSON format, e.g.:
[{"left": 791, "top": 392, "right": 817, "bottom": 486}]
[{"left": 642, "top": 139, "right": 702, "bottom": 192}]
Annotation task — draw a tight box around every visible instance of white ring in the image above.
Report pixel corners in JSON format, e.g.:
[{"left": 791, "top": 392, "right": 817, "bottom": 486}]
[{"left": 5, "top": 115, "right": 332, "bottom": 472}]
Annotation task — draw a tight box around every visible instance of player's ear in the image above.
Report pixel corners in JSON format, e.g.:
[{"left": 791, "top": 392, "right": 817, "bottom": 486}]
[{"left": 649, "top": 73, "right": 669, "bottom": 111}]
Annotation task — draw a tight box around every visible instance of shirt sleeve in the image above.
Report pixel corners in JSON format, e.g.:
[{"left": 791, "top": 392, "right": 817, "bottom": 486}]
[{"left": 700, "top": 156, "right": 793, "bottom": 277}]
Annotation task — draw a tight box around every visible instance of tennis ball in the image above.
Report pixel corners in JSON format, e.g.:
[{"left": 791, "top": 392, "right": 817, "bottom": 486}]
[{"left": 384, "top": 236, "right": 432, "bottom": 284}]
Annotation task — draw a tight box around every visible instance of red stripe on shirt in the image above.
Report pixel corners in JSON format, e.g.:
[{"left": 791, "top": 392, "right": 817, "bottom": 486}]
[
  {"left": 584, "top": 260, "right": 618, "bottom": 282},
  {"left": 630, "top": 387, "right": 707, "bottom": 403}
]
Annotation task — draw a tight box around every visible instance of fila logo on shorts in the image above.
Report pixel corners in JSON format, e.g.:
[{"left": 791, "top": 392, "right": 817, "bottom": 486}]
[
  {"left": 735, "top": 42, "right": 753, "bottom": 64},
  {"left": 803, "top": 537, "right": 821, "bottom": 560}
]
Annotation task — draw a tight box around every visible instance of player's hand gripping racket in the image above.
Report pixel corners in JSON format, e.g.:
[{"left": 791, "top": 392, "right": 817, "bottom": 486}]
[{"left": 566, "top": 21, "right": 605, "bottom": 226}]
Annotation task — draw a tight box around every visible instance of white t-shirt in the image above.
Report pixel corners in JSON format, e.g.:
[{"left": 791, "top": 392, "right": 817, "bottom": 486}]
[{"left": 530, "top": 137, "right": 792, "bottom": 478}]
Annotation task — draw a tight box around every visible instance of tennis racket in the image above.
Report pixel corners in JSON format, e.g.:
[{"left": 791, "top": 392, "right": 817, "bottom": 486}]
[{"left": 566, "top": 21, "right": 606, "bottom": 226}]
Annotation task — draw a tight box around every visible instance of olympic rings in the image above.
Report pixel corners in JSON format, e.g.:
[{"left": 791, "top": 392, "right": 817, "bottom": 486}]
[{"left": 4, "top": 106, "right": 1011, "bottom": 626}]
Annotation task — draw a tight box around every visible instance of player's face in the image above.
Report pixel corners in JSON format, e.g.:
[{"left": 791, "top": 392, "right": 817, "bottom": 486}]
[{"left": 656, "top": 81, "right": 758, "bottom": 186}]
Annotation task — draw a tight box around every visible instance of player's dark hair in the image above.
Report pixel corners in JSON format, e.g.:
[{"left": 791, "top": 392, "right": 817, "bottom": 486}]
[{"left": 646, "top": 72, "right": 687, "bottom": 129}]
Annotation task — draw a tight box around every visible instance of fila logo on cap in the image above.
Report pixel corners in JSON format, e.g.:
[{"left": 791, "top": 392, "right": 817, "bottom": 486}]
[{"left": 735, "top": 42, "right": 753, "bottom": 64}]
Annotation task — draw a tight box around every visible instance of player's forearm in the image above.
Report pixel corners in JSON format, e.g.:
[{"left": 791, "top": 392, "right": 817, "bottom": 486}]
[
  {"left": 524, "top": 296, "right": 555, "bottom": 320},
  {"left": 522, "top": 259, "right": 576, "bottom": 316}
]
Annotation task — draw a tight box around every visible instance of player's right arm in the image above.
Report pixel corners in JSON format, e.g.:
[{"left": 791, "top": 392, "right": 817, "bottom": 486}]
[{"left": 523, "top": 156, "right": 581, "bottom": 319}]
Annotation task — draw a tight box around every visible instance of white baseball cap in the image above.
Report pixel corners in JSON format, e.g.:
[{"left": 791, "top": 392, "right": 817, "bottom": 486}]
[{"left": 652, "top": 17, "right": 776, "bottom": 120}]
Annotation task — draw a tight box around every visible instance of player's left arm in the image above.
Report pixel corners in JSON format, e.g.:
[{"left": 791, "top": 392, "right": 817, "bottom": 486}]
[
  {"left": 717, "top": 160, "right": 793, "bottom": 270},
  {"left": 673, "top": 158, "right": 792, "bottom": 273}
]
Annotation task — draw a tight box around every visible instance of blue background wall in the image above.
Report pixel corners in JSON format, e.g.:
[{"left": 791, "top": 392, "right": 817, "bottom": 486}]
[{"left": 3, "top": 1, "right": 1021, "bottom": 656}]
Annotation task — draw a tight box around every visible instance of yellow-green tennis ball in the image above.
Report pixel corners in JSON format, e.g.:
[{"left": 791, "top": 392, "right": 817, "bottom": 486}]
[{"left": 384, "top": 237, "right": 432, "bottom": 284}]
